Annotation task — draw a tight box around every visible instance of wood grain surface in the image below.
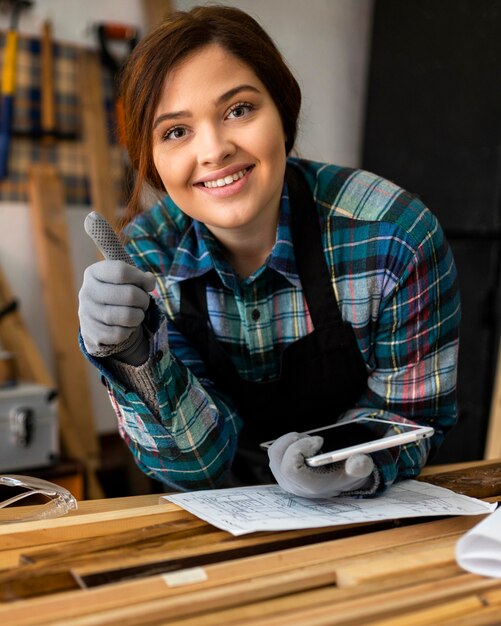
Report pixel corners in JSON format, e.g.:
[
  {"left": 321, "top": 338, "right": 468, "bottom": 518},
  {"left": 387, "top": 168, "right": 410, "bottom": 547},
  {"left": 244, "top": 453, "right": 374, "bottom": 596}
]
[{"left": 0, "top": 461, "right": 500, "bottom": 625}]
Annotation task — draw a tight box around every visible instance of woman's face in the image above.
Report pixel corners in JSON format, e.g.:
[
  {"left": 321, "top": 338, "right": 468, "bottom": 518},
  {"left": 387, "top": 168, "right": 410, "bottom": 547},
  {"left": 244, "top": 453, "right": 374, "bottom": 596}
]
[{"left": 152, "top": 44, "right": 287, "bottom": 239}]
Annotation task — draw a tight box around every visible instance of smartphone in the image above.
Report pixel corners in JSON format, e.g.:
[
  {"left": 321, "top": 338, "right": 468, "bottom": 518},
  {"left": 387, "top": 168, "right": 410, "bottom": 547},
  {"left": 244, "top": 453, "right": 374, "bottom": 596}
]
[{"left": 260, "top": 417, "right": 434, "bottom": 467}]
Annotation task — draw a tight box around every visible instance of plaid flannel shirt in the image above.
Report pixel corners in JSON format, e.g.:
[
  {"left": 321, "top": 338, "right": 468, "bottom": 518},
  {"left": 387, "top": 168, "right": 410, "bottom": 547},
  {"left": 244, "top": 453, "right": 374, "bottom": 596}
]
[{"left": 81, "top": 157, "right": 460, "bottom": 493}]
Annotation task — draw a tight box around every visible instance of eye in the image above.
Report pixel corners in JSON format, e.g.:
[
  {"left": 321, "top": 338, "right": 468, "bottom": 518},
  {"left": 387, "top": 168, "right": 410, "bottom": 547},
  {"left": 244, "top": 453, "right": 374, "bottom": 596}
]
[
  {"left": 227, "top": 102, "right": 254, "bottom": 119},
  {"left": 163, "top": 126, "right": 188, "bottom": 141}
]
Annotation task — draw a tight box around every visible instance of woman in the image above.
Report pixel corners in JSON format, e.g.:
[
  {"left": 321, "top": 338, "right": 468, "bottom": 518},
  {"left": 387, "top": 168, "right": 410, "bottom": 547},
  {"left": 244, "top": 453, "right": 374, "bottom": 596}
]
[{"left": 78, "top": 5, "right": 460, "bottom": 497}]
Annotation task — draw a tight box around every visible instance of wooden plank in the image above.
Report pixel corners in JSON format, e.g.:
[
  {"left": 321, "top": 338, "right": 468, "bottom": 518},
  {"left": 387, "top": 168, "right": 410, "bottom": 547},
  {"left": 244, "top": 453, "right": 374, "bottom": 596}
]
[
  {"left": 10, "top": 568, "right": 338, "bottom": 626},
  {"left": 5, "top": 566, "right": 501, "bottom": 626},
  {"left": 0, "top": 564, "right": 458, "bottom": 626},
  {"left": 0, "top": 517, "right": 495, "bottom": 626},
  {"left": 0, "top": 525, "right": 369, "bottom": 600},
  {"left": 366, "top": 595, "right": 498, "bottom": 626},
  {"left": 0, "top": 513, "right": 481, "bottom": 603},
  {"left": 0, "top": 462, "right": 499, "bottom": 625},
  {"left": 48, "top": 520, "right": 374, "bottom": 569},
  {"left": 72, "top": 526, "right": 375, "bottom": 585},
  {"left": 27, "top": 163, "right": 103, "bottom": 499},
  {"left": 421, "top": 458, "right": 501, "bottom": 475},
  {"left": 3, "top": 516, "right": 478, "bottom": 601},
  {"left": 77, "top": 49, "right": 118, "bottom": 229},
  {"left": 438, "top": 606, "right": 501, "bottom": 626},
  {"left": 40, "top": 20, "right": 56, "bottom": 142},
  {"left": 0, "top": 494, "right": 161, "bottom": 526},
  {"left": 418, "top": 462, "right": 501, "bottom": 498},
  {"left": 20, "top": 517, "right": 209, "bottom": 564},
  {"left": 333, "top": 537, "right": 458, "bottom": 588},
  {"left": 70, "top": 517, "right": 469, "bottom": 586},
  {"left": 70, "top": 510, "right": 485, "bottom": 581},
  {"left": 485, "top": 339, "right": 501, "bottom": 459},
  {"left": 141, "top": 0, "right": 173, "bottom": 32},
  {"left": 0, "top": 519, "right": 216, "bottom": 602},
  {"left": 73, "top": 518, "right": 469, "bottom": 588},
  {"left": 0, "top": 265, "right": 86, "bottom": 485},
  {"left": 0, "top": 464, "right": 501, "bottom": 626},
  {"left": 159, "top": 574, "right": 501, "bottom": 626},
  {"left": 0, "top": 265, "right": 53, "bottom": 385},
  {"left": 0, "top": 503, "right": 184, "bottom": 549}
]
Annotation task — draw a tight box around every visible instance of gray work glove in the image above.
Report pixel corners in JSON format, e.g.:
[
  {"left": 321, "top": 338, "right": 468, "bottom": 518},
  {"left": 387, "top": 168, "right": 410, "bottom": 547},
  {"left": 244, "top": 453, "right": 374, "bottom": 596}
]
[
  {"left": 78, "top": 212, "right": 156, "bottom": 365},
  {"left": 268, "top": 432, "right": 374, "bottom": 498}
]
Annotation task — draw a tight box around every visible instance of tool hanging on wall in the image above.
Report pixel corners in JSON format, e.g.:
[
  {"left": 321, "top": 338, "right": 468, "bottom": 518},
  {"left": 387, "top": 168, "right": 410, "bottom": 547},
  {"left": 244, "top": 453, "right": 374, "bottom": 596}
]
[
  {"left": 95, "top": 22, "right": 139, "bottom": 199},
  {"left": 40, "top": 18, "right": 56, "bottom": 145},
  {"left": 0, "top": 0, "right": 32, "bottom": 179},
  {"left": 96, "top": 22, "right": 138, "bottom": 147}
]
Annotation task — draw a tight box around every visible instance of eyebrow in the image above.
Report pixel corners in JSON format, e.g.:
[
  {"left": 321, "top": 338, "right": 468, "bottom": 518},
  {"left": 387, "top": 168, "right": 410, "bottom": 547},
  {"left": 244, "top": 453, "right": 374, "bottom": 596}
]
[{"left": 152, "top": 84, "right": 261, "bottom": 130}]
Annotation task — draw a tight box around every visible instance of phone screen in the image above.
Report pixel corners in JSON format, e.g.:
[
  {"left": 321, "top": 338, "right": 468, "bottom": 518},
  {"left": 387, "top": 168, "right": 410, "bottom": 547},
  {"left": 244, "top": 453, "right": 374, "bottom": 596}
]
[
  {"left": 260, "top": 418, "right": 433, "bottom": 463},
  {"left": 312, "top": 422, "right": 377, "bottom": 452}
]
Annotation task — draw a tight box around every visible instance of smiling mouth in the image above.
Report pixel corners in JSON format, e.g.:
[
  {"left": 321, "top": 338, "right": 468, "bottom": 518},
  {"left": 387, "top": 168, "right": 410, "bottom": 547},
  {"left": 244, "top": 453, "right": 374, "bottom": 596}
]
[{"left": 202, "top": 167, "right": 251, "bottom": 189}]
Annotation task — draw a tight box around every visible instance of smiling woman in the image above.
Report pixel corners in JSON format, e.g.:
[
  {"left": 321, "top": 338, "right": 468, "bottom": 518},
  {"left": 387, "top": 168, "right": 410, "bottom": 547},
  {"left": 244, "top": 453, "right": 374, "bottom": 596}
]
[
  {"left": 77, "top": 5, "right": 461, "bottom": 499},
  {"left": 150, "top": 44, "right": 287, "bottom": 267}
]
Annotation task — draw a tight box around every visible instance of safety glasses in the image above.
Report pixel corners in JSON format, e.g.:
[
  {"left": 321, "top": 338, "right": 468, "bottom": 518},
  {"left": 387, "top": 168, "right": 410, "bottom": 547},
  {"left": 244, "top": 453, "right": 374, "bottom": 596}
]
[{"left": 0, "top": 474, "right": 78, "bottom": 522}]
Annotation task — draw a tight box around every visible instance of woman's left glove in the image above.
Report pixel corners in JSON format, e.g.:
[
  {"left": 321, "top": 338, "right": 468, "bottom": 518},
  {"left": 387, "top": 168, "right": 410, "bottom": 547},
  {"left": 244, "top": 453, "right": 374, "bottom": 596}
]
[{"left": 268, "top": 432, "right": 374, "bottom": 498}]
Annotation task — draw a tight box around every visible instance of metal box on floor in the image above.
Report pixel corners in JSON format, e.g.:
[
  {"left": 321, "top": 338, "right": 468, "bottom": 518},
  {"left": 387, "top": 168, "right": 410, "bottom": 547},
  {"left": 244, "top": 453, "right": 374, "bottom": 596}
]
[{"left": 0, "top": 383, "right": 58, "bottom": 472}]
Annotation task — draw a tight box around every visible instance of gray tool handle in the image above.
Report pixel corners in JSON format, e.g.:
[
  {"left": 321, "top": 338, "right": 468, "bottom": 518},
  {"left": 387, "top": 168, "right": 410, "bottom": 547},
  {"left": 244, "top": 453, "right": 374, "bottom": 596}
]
[{"left": 84, "top": 211, "right": 134, "bottom": 265}]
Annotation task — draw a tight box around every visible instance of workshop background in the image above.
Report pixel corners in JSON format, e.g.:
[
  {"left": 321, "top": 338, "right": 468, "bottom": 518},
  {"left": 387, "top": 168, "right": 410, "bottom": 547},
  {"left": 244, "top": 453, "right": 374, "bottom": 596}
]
[{"left": 0, "top": 0, "right": 499, "bottom": 498}]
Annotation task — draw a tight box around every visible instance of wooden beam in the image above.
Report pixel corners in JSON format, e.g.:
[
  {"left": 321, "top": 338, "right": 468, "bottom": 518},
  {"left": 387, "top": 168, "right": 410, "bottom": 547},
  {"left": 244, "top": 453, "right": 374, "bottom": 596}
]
[
  {"left": 1, "top": 556, "right": 499, "bottom": 626},
  {"left": 0, "top": 266, "right": 52, "bottom": 385},
  {"left": 485, "top": 339, "right": 501, "bottom": 459},
  {"left": 0, "top": 463, "right": 500, "bottom": 623},
  {"left": 0, "top": 265, "right": 86, "bottom": 487},
  {"left": 71, "top": 515, "right": 483, "bottom": 587},
  {"left": 77, "top": 49, "right": 118, "bottom": 229},
  {"left": 141, "top": 0, "right": 173, "bottom": 33},
  {"left": 418, "top": 461, "right": 501, "bottom": 498},
  {"left": 40, "top": 20, "right": 56, "bottom": 142},
  {"left": 27, "top": 163, "right": 103, "bottom": 499},
  {"left": 0, "top": 512, "right": 483, "bottom": 601}
]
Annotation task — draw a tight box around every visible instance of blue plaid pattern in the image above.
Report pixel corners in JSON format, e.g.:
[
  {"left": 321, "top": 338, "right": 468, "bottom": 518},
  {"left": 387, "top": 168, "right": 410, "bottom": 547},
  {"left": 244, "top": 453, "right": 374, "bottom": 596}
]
[
  {"left": 82, "top": 158, "right": 460, "bottom": 493},
  {"left": 0, "top": 32, "right": 123, "bottom": 204}
]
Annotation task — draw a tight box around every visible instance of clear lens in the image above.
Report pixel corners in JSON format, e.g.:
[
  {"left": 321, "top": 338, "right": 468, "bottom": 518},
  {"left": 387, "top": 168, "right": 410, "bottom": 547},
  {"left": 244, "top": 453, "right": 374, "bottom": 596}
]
[{"left": 0, "top": 474, "right": 78, "bottom": 522}]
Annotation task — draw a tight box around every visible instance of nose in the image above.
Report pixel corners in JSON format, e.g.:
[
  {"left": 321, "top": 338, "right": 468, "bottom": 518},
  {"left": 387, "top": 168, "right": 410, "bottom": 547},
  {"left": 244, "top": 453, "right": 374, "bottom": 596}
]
[{"left": 196, "top": 124, "right": 235, "bottom": 166}]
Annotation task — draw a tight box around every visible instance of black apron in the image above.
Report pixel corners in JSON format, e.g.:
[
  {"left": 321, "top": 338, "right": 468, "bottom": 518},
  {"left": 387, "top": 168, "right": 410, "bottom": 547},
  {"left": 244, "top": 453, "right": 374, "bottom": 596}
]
[{"left": 175, "top": 164, "right": 368, "bottom": 485}]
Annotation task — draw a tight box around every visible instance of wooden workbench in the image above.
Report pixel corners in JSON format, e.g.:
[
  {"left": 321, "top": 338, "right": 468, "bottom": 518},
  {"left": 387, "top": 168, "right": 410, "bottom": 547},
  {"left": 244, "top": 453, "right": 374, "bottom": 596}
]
[{"left": 0, "top": 460, "right": 500, "bottom": 625}]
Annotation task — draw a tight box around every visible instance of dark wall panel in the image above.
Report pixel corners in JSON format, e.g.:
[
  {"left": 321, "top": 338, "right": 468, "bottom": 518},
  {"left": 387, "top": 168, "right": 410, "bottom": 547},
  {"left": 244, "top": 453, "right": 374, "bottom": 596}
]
[
  {"left": 430, "top": 241, "right": 497, "bottom": 463},
  {"left": 363, "top": 0, "right": 501, "bottom": 233},
  {"left": 362, "top": 0, "right": 501, "bottom": 463}
]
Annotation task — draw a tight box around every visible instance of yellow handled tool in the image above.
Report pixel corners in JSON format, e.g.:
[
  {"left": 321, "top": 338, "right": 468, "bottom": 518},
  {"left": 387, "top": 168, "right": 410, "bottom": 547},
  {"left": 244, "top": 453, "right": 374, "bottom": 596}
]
[{"left": 0, "top": 0, "right": 32, "bottom": 179}]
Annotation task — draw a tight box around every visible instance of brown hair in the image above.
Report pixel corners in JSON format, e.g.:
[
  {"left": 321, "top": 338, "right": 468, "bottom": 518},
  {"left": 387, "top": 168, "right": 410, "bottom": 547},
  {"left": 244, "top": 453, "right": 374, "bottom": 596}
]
[{"left": 118, "top": 4, "right": 301, "bottom": 226}]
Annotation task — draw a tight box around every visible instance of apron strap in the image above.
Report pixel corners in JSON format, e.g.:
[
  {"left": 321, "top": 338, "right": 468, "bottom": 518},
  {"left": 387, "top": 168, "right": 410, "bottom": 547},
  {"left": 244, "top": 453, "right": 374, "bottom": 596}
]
[{"left": 286, "top": 163, "right": 343, "bottom": 328}]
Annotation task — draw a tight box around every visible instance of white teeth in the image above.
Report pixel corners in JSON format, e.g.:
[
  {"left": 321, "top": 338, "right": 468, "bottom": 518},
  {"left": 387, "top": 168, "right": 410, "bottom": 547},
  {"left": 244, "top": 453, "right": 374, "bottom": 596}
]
[{"left": 203, "top": 168, "right": 247, "bottom": 188}]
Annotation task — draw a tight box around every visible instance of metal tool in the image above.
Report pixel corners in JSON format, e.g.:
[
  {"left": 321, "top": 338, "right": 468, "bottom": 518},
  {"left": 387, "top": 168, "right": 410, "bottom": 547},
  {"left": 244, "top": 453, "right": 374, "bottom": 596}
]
[
  {"left": 84, "top": 210, "right": 135, "bottom": 265},
  {"left": 96, "top": 22, "right": 139, "bottom": 147},
  {"left": 0, "top": 0, "right": 33, "bottom": 179}
]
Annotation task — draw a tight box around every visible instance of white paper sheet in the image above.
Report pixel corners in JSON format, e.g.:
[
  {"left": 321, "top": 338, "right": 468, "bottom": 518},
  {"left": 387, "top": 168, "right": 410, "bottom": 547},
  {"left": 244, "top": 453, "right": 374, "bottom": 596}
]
[
  {"left": 163, "top": 479, "right": 496, "bottom": 536},
  {"left": 456, "top": 505, "right": 501, "bottom": 577}
]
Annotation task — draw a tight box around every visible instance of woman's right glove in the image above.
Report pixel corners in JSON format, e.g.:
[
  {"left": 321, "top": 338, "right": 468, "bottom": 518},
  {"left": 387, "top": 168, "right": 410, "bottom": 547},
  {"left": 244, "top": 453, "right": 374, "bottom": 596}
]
[
  {"left": 78, "top": 260, "right": 156, "bottom": 364},
  {"left": 78, "top": 212, "right": 156, "bottom": 365}
]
